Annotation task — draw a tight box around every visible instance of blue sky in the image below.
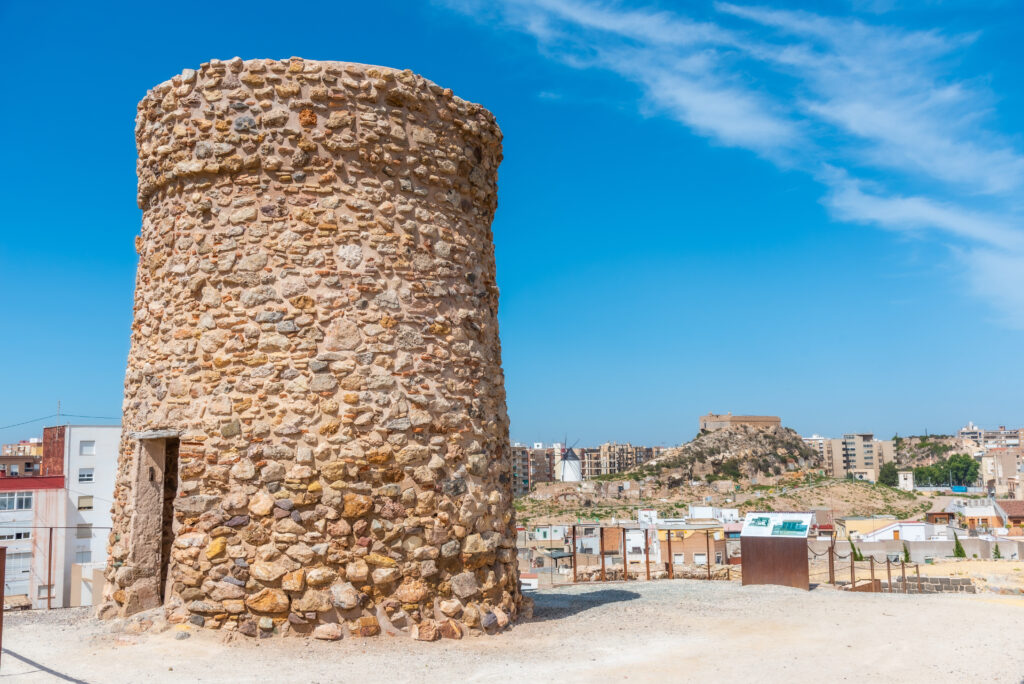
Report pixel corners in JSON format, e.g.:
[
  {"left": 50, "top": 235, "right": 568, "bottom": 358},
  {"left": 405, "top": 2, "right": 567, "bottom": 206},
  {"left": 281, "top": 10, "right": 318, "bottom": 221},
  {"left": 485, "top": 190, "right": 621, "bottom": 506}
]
[{"left": 1, "top": 0, "right": 1022, "bottom": 448}]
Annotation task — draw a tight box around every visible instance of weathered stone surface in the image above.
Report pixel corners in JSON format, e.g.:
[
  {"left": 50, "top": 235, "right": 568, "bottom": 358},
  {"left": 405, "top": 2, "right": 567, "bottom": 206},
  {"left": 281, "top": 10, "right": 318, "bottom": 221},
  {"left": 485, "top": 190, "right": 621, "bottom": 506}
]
[
  {"left": 245, "top": 589, "right": 290, "bottom": 614},
  {"left": 371, "top": 567, "right": 400, "bottom": 585},
  {"left": 450, "top": 572, "right": 480, "bottom": 599},
  {"left": 412, "top": 619, "right": 440, "bottom": 641},
  {"left": 393, "top": 578, "right": 429, "bottom": 604},
  {"left": 291, "top": 589, "right": 331, "bottom": 613},
  {"left": 439, "top": 619, "right": 463, "bottom": 639},
  {"left": 281, "top": 569, "right": 305, "bottom": 592},
  {"left": 313, "top": 623, "right": 343, "bottom": 641},
  {"left": 341, "top": 494, "right": 373, "bottom": 518},
  {"left": 353, "top": 616, "right": 380, "bottom": 638},
  {"left": 306, "top": 567, "right": 337, "bottom": 588},
  {"left": 250, "top": 558, "right": 299, "bottom": 583},
  {"left": 106, "top": 57, "right": 521, "bottom": 640},
  {"left": 329, "top": 581, "right": 361, "bottom": 610},
  {"left": 344, "top": 559, "right": 369, "bottom": 583}
]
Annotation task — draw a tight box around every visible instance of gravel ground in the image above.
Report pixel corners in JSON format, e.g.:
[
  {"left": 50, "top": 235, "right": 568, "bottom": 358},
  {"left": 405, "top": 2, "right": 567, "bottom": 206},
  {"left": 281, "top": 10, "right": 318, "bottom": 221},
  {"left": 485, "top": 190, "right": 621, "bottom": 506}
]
[{"left": 3, "top": 581, "right": 1023, "bottom": 683}]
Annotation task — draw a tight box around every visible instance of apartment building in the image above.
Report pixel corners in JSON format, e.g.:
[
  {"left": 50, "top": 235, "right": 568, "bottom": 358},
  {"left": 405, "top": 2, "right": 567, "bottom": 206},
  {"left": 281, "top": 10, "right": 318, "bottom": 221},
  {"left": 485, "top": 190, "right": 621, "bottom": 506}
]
[
  {"left": 0, "top": 424, "right": 120, "bottom": 608},
  {"left": 809, "top": 433, "right": 894, "bottom": 482},
  {"left": 958, "top": 422, "right": 1023, "bottom": 448},
  {"left": 509, "top": 443, "right": 556, "bottom": 496},
  {"left": 980, "top": 448, "right": 1021, "bottom": 497},
  {"left": 0, "top": 438, "right": 43, "bottom": 477},
  {"left": 580, "top": 443, "right": 659, "bottom": 479}
]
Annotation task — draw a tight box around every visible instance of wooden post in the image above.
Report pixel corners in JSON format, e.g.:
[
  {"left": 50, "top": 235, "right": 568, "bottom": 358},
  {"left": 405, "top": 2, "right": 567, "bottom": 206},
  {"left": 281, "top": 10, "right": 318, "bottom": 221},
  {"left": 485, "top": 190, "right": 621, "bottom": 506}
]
[
  {"left": 916, "top": 563, "right": 922, "bottom": 593},
  {"left": 0, "top": 545, "right": 5, "bottom": 669},
  {"left": 47, "top": 526, "right": 53, "bottom": 610},
  {"left": 901, "top": 560, "right": 907, "bottom": 594},
  {"left": 886, "top": 558, "right": 892, "bottom": 593},
  {"left": 667, "top": 529, "right": 674, "bottom": 579},
  {"left": 828, "top": 544, "right": 835, "bottom": 584},
  {"left": 870, "top": 556, "right": 875, "bottom": 592},
  {"left": 621, "top": 527, "right": 628, "bottom": 581},
  {"left": 644, "top": 528, "right": 651, "bottom": 581},
  {"left": 600, "top": 527, "right": 606, "bottom": 582},
  {"left": 571, "top": 525, "right": 577, "bottom": 584},
  {"left": 705, "top": 530, "right": 712, "bottom": 580}
]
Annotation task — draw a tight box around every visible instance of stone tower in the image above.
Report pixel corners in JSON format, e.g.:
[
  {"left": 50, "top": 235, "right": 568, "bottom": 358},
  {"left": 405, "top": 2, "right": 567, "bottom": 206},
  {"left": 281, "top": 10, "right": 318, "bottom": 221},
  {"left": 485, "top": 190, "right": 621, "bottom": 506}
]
[{"left": 103, "top": 57, "right": 522, "bottom": 639}]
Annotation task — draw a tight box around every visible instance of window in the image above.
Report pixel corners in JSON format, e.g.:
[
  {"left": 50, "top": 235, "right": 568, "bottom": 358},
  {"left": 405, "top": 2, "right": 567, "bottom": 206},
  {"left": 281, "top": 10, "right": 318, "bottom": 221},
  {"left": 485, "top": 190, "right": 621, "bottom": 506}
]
[
  {"left": 37, "top": 585, "right": 52, "bottom": 599},
  {"left": 76, "top": 524, "right": 92, "bottom": 539},
  {"left": 74, "top": 550, "right": 92, "bottom": 564},
  {"left": 6, "top": 552, "right": 30, "bottom": 574},
  {"left": 0, "top": 492, "right": 32, "bottom": 511},
  {"left": 79, "top": 441, "right": 96, "bottom": 456},
  {"left": 0, "top": 528, "right": 29, "bottom": 540},
  {"left": 77, "top": 495, "right": 94, "bottom": 511},
  {"left": 78, "top": 468, "right": 95, "bottom": 484},
  {"left": 10, "top": 465, "right": 18, "bottom": 476}
]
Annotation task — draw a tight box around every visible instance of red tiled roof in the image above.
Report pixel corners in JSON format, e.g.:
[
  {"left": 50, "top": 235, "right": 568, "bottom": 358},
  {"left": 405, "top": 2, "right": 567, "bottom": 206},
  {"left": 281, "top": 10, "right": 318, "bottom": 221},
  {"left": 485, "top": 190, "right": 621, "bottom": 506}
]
[{"left": 998, "top": 500, "right": 1024, "bottom": 518}]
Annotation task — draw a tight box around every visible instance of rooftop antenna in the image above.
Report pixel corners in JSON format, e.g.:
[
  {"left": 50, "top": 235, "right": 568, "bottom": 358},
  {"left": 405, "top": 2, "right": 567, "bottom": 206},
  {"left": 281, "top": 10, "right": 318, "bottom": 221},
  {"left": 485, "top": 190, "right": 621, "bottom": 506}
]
[{"left": 57, "top": 400, "right": 61, "bottom": 425}]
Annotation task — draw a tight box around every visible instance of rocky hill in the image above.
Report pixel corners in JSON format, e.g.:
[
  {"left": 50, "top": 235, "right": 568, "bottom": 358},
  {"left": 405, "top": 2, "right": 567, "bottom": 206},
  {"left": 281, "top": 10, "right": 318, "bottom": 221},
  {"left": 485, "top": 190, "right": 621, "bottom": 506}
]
[
  {"left": 637, "top": 424, "right": 821, "bottom": 482},
  {"left": 895, "top": 434, "right": 977, "bottom": 466}
]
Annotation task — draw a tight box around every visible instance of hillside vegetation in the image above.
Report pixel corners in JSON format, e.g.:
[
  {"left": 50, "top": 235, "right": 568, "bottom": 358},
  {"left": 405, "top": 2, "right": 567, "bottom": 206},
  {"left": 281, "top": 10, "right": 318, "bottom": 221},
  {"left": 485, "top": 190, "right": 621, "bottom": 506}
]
[{"left": 631, "top": 424, "right": 821, "bottom": 482}]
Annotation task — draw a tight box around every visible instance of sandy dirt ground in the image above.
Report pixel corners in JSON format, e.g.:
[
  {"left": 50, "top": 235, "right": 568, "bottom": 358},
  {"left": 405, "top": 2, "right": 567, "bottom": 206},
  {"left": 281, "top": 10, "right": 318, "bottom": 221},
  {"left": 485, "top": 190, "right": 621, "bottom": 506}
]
[
  {"left": 3, "top": 580, "right": 1023, "bottom": 683},
  {"left": 807, "top": 556, "right": 1024, "bottom": 590}
]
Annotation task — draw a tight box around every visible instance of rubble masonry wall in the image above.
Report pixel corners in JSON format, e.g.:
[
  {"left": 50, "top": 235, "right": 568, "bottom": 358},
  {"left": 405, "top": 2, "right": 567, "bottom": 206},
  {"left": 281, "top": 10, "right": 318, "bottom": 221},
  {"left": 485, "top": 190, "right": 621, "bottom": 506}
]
[{"left": 104, "top": 57, "right": 521, "bottom": 640}]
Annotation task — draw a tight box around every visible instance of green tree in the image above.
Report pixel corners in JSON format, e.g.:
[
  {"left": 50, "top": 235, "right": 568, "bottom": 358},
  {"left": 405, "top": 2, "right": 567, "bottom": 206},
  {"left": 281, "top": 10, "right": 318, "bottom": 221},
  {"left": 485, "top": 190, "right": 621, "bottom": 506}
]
[
  {"left": 947, "top": 454, "right": 980, "bottom": 487},
  {"left": 993, "top": 544, "right": 1002, "bottom": 560},
  {"left": 903, "top": 542, "right": 911, "bottom": 563},
  {"left": 878, "top": 462, "right": 899, "bottom": 487},
  {"left": 849, "top": 537, "right": 864, "bottom": 562},
  {"left": 953, "top": 532, "right": 967, "bottom": 558}
]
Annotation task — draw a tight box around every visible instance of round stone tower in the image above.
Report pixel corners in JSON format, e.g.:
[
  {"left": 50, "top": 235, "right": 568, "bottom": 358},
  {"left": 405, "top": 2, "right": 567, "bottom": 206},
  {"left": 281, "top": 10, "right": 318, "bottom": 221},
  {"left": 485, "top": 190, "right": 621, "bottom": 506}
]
[{"left": 103, "top": 57, "right": 522, "bottom": 640}]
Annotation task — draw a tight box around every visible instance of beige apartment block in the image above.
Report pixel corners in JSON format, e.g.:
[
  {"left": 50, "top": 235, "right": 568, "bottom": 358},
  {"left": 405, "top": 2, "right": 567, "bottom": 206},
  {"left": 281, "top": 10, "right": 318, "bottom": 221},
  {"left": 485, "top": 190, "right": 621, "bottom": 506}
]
[
  {"left": 820, "top": 434, "right": 895, "bottom": 481},
  {"left": 580, "top": 443, "right": 658, "bottom": 479}
]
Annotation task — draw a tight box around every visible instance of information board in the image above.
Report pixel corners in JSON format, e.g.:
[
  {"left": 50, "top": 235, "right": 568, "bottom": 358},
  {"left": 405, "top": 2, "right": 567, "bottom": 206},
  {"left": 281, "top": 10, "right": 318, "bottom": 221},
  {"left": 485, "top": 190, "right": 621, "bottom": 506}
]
[{"left": 740, "top": 512, "right": 813, "bottom": 539}]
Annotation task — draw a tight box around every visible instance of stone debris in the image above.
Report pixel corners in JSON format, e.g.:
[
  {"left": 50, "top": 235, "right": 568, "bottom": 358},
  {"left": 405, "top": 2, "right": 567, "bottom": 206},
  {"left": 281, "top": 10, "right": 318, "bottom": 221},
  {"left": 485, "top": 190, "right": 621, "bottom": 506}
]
[{"left": 102, "top": 56, "right": 521, "bottom": 640}]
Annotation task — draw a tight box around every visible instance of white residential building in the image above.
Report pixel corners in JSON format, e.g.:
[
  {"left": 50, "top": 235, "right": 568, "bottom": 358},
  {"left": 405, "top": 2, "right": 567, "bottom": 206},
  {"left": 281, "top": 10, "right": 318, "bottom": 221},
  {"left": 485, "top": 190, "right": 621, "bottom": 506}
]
[
  {"left": 0, "top": 424, "right": 120, "bottom": 609},
  {"left": 688, "top": 505, "right": 740, "bottom": 523}
]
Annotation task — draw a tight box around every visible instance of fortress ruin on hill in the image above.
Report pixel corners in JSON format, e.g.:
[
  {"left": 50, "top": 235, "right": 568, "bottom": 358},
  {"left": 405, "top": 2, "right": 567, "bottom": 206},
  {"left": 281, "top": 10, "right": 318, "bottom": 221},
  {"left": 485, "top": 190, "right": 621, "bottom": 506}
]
[{"left": 101, "top": 57, "right": 523, "bottom": 640}]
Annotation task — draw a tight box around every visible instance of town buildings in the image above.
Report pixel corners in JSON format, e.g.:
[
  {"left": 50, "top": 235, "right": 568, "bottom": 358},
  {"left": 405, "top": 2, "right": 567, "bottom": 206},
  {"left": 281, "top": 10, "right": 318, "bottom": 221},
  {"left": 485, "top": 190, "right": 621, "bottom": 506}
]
[
  {"left": 510, "top": 443, "right": 558, "bottom": 496},
  {"left": 699, "top": 413, "right": 781, "bottom": 432},
  {"left": 579, "top": 443, "right": 659, "bottom": 479},
  {"left": 979, "top": 448, "right": 1021, "bottom": 498},
  {"left": 0, "top": 438, "right": 42, "bottom": 477},
  {"left": 0, "top": 424, "right": 119, "bottom": 609},
  {"left": 511, "top": 441, "right": 662, "bottom": 493},
  {"left": 958, "top": 421, "right": 1023, "bottom": 448},
  {"left": 803, "top": 433, "right": 895, "bottom": 482}
]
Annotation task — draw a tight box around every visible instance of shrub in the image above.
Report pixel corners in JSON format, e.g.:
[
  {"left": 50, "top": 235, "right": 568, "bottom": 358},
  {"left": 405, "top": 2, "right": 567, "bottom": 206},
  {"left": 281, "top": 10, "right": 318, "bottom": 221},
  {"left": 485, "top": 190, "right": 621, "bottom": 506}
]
[
  {"left": 953, "top": 532, "right": 966, "bottom": 558},
  {"left": 993, "top": 544, "right": 1002, "bottom": 560},
  {"left": 903, "top": 543, "right": 910, "bottom": 563}
]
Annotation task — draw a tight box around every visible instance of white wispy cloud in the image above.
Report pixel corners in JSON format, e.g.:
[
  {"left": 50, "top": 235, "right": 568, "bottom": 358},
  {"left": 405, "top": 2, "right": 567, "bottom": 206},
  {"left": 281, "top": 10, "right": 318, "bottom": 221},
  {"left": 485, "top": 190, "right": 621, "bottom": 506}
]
[{"left": 442, "top": 0, "right": 1024, "bottom": 323}]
